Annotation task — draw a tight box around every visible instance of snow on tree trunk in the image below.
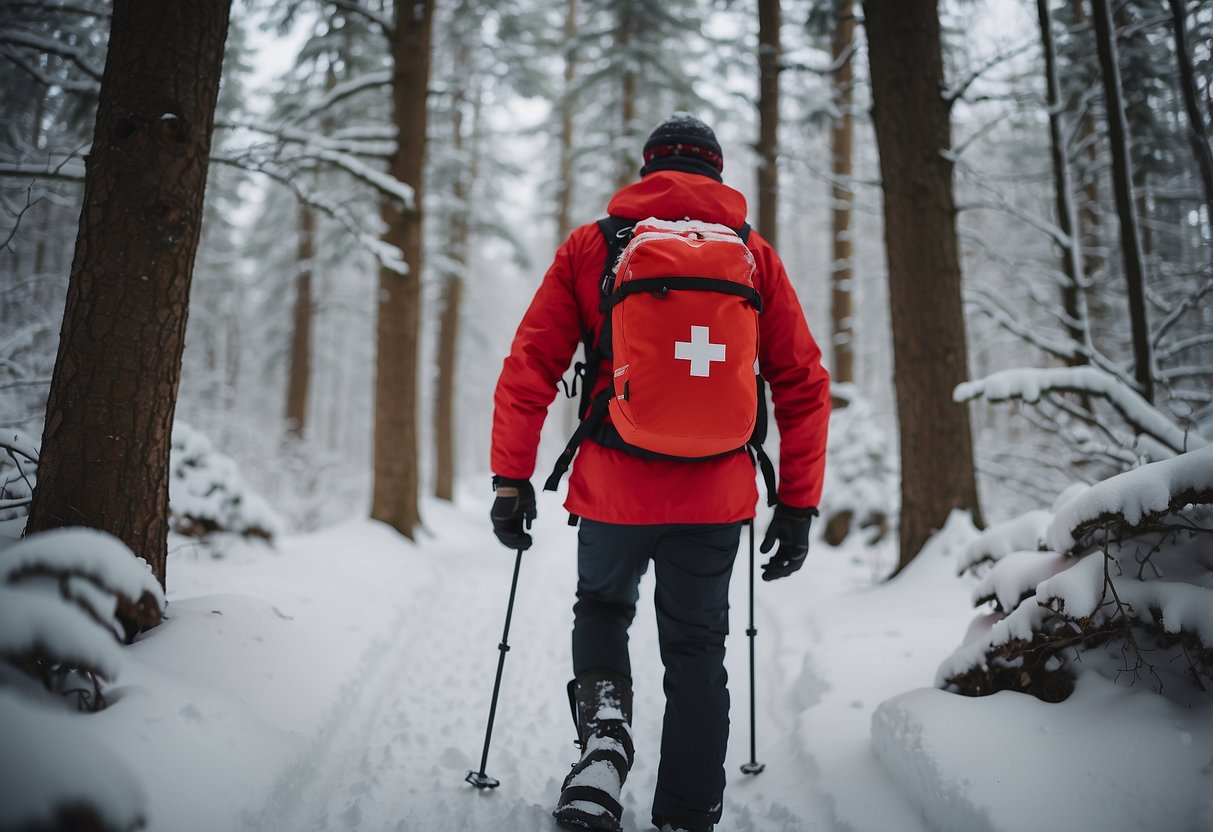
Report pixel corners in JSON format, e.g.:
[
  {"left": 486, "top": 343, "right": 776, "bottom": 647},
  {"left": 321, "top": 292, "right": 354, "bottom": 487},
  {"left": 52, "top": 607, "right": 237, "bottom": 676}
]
[
  {"left": 24, "top": 0, "right": 233, "bottom": 589},
  {"left": 863, "top": 0, "right": 984, "bottom": 572},
  {"left": 756, "top": 0, "right": 780, "bottom": 248},
  {"left": 372, "top": 0, "right": 433, "bottom": 538}
]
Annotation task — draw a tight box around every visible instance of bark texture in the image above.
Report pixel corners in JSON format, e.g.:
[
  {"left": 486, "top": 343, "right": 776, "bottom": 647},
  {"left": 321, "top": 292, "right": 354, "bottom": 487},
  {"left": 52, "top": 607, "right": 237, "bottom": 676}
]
[
  {"left": 863, "top": 0, "right": 983, "bottom": 571},
  {"left": 756, "top": 0, "right": 780, "bottom": 247},
  {"left": 433, "top": 41, "right": 473, "bottom": 502},
  {"left": 285, "top": 202, "right": 315, "bottom": 437},
  {"left": 830, "top": 0, "right": 856, "bottom": 389},
  {"left": 24, "top": 0, "right": 232, "bottom": 588},
  {"left": 372, "top": 0, "right": 433, "bottom": 537}
]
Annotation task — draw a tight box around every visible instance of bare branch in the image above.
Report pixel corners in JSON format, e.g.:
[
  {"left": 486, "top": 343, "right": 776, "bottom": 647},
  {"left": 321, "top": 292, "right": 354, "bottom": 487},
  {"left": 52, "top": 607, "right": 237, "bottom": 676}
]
[{"left": 945, "top": 39, "right": 1036, "bottom": 107}]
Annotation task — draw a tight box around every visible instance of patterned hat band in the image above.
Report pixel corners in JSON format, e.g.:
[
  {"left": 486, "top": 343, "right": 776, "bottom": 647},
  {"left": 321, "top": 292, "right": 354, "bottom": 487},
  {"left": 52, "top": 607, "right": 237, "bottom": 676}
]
[{"left": 642, "top": 142, "right": 724, "bottom": 172}]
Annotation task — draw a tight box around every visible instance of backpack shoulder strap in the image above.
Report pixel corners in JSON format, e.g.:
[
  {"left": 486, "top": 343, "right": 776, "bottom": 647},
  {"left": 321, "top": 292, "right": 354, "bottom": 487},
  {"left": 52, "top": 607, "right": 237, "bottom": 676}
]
[
  {"left": 735, "top": 222, "right": 751, "bottom": 244},
  {"left": 596, "top": 216, "right": 638, "bottom": 297}
]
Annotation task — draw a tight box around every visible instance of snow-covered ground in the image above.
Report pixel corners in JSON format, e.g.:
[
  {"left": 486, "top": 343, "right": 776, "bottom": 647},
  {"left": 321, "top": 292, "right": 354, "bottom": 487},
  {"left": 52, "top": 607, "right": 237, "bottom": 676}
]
[{"left": 3, "top": 489, "right": 1211, "bottom": 831}]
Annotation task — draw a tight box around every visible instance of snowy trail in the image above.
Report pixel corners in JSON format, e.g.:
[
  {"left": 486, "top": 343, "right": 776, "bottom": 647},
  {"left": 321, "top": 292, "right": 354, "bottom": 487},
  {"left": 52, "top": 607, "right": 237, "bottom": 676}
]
[{"left": 244, "top": 498, "right": 853, "bottom": 832}]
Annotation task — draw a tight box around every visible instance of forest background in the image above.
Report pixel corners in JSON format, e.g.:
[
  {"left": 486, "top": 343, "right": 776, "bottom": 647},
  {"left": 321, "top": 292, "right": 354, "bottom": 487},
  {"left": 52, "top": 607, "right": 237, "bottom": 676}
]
[
  {"left": 2, "top": 0, "right": 1210, "bottom": 560},
  {"left": 1, "top": 0, "right": 1212, "bottom": 830}
]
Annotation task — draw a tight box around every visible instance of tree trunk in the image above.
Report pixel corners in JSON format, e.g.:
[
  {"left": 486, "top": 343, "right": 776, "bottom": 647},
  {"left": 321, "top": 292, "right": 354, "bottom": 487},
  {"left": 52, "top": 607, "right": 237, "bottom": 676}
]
[
  {"left": 1091, "top": 0, "right": 1153, "bottom": 402},
  {"left": 830, "top": 0, "right": 856, "bottom": 390},
  {"left": 433, "top": 39, "right": 472, "bottom": 503},
  {"left": 25, "top": 0, "right": 232, "bottom": 588},
  {"left": 756, "top": 0, "right": 780, "bottom": 247},
  {"left": 285, "top": 202, "right": 315, "bottom": 438},
  {"left": 556, "top": 0, "right": 578, "bottom": 245},
  {"left": 433, "top": 276, "right": 462, "bottom": 501},
  {"left": 372, "top": 0, "right": 433, "bottom": 537},
  {"left": 863, "top": 0, "right": 983, "bottom": 572},
  {"left": 1168, "top": 0, "right": 1213, "bottom": 226},
  {"left": 1037, "top": 0, "right": 1090, "bottom": 363},
  {"left": 616, "top": 9, "right": 636, "bottom": 191}
]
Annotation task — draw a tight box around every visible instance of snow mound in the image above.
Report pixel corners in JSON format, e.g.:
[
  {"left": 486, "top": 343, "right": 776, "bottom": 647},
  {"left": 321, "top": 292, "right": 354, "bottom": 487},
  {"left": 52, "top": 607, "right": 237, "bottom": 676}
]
[
  {"left": 0, "top": 689, "right": 146, "bottom": 832},
  {"left": 873, "top": 679, "right": 1213, "bottom": 832}
]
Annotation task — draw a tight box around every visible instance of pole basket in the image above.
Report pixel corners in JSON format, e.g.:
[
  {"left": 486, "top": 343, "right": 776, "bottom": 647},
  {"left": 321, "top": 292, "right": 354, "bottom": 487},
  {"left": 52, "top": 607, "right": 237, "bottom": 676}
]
[{"left": 465, "top": 770, "right": 501, "bottom": 789}]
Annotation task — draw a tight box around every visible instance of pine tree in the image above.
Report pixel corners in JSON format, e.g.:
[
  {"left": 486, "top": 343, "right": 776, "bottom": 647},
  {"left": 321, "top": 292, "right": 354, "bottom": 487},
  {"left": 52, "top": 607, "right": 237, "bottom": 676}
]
[
  {"left": 864, "top": 0, "right": 984, "bottom": 570},
  {"left": 25, "top": 0, "right": 233, "bottom": 587}
]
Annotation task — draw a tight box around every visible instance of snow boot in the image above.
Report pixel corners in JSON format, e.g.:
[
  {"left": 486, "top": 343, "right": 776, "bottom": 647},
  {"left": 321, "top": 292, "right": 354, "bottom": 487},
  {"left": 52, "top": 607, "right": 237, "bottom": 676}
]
[{"left": 552, "top": 670, "right": 635, "bottom": 832}]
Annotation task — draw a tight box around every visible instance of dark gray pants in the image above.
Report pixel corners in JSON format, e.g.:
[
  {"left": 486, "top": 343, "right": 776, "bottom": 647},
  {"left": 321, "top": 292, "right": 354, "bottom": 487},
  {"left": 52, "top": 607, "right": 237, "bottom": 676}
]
[{"left": 572, "top": 518, "right": 742, "bottom": 828}]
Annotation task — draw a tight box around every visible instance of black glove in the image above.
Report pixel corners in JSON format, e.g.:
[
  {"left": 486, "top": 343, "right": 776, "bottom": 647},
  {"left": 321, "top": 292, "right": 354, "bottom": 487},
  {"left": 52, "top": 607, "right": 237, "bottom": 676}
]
[
  {"left": 491, "top": 476, "right": 536, "bottom": 551},
  {"left": 759, "top": 503, "right": 817, "bottom": 581}
]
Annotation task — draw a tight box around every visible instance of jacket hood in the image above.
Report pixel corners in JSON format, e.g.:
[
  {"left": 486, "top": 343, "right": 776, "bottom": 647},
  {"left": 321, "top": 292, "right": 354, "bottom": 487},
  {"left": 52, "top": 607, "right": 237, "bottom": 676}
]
[{"left": 606, "top": 170, "right": 748, "bottom": 228}]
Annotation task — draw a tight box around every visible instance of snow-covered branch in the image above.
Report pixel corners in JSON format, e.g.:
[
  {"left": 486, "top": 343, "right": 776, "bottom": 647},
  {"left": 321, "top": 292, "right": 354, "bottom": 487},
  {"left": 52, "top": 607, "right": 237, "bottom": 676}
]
[
  {"left": 211, "top": 155, "right": 406, "bottom": 275},
  {"left": 945, "top": 40, "right": 1036, "bottom": 106},
  {"left": 215, "top": 118, "right": 396, "bottom": 159},
  {"left": 1, "top": 45, "right": 98, "bottom": 93},
  {"left": 327, "top": 0, "right": 395, "bottom": 39},
  {"left": 781, "top": 40, "right": 858, "bottom": 76},
  {"left": 284, "top": 70, "right": 393, "bottom": 126},
  {"left": 955, "top": 366, "right": 1208, "bottom": 457},
  {"left": 0, "top": 28, "right": 102, "bottom": 79},
  {"left": 0, "top": 159, "right": 87, "bottom": 182}
]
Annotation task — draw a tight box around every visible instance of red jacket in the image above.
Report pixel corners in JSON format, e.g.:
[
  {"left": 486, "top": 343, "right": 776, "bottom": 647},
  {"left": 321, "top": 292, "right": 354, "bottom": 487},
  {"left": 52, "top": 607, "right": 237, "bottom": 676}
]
[{"left": 491, "top": 170, "right": 830, "bottom": 524}]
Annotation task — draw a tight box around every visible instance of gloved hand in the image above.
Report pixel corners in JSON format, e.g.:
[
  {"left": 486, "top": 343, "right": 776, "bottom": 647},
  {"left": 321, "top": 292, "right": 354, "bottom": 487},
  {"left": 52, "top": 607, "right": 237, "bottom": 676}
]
[
  {"left": 759, "top": 503, "right": 817, "bottom": 581},
  {"left": 490, "top": 476, "right": 536, "bottom": 551}
]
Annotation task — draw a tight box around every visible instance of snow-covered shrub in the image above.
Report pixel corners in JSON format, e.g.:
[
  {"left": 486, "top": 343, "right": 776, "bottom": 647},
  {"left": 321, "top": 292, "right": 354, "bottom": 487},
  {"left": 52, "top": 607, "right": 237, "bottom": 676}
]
[
  {"left": 0, "top": 430, "right": 39, "bottom": 522},
  {"left": 169, "top": 421, "right": 284, "bottom": 541},
  {"left": 939, "top": 445, "right": 1213, "bottom": 703},
  {"left": 0, "top": 528, "right": 165, "bottom": 711},
  {"left": 0, "top": 529, "right": 156, "bottom": 830},
  {"left": 818, "top": 384, "right": 898, "bottom": 546}
]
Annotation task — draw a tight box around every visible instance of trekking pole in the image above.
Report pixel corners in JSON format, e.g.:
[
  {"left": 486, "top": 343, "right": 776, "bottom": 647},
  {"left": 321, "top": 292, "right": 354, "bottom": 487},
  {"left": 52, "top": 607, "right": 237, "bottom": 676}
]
[
  {"left": 740, "top": 519, "right": 765, "bottom": 775},
  {"left": 466, "top": 547, "right": 525, "bottom": 790}
]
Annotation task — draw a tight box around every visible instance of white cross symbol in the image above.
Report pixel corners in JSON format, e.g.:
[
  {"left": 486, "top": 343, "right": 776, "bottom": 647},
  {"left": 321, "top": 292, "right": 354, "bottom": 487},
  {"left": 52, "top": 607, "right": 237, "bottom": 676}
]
[{"left": 674, "top": 325, "right": 726, "bottom": 377}]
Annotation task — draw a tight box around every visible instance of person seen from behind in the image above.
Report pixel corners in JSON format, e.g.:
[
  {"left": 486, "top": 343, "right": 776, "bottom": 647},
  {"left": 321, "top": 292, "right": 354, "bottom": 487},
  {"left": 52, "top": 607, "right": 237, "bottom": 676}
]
[{"left": 489, "top": 113, "right": 830, "bottom": 832}]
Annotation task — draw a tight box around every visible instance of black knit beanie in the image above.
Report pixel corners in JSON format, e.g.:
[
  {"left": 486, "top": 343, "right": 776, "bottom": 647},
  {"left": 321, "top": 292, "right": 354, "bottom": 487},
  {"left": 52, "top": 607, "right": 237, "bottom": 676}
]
[{"left": 639, "top": 113, "right": 724, "bottom": 182}]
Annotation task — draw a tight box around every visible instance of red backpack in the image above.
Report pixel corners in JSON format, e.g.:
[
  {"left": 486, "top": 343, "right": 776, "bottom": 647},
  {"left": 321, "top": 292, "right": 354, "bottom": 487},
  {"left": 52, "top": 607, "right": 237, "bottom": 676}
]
[{"left": 545, "top": 216, "right": 776, "bottom": 500}]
